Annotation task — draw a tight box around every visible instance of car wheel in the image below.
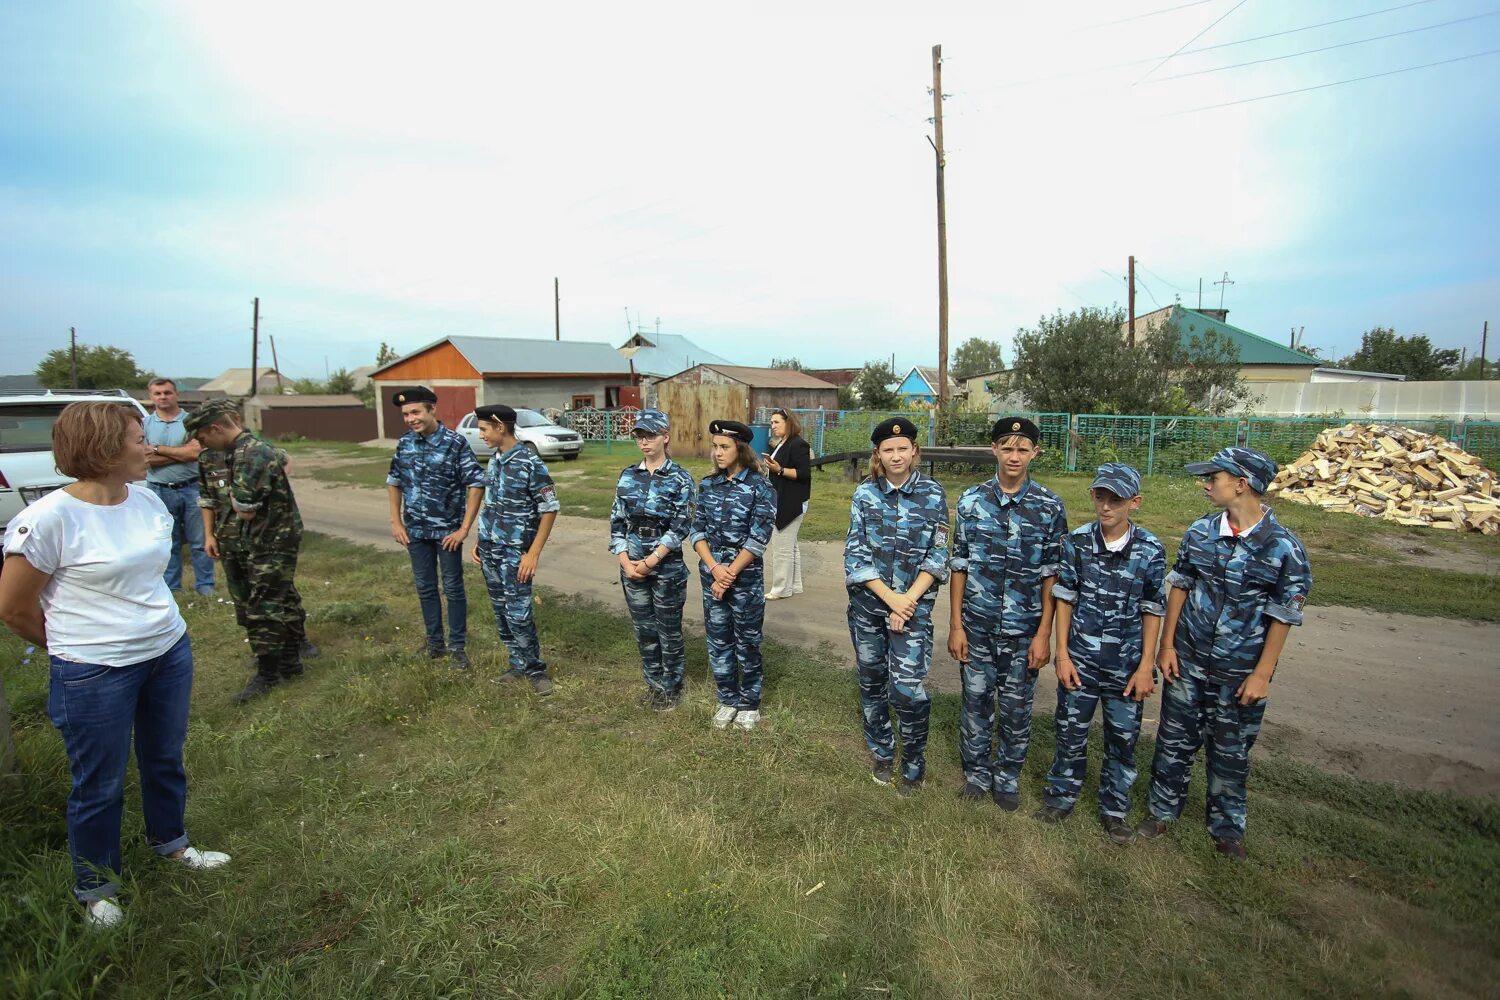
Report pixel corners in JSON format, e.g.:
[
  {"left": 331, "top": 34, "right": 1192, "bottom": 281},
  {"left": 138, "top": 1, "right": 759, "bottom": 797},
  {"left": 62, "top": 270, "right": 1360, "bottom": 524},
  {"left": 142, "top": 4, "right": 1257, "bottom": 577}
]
[
  {"left": 524, "top": 442, "right": 540, "bottom": 456},
  {"left": 563, "top": 454, "right": 579, "bottom": 461}
]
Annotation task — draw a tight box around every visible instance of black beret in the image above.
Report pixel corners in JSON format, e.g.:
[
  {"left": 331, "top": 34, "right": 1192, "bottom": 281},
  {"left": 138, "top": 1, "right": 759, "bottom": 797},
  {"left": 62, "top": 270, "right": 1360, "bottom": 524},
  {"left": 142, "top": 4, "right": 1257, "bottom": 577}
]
[
  {"left": 708, "top": 419, "right": 752, "bottom": 443},
  {"left": 991, "top": 416, "right": 1040, "bottom": 444},
  {"left": 871, "top": 416, "right": 920, "bottom": 445},
  {"left": 474, "top": 404, "right": 516, "bottom": 424},
  {"left": 393, "top": 386, "right": 438, "bottom": 407}
]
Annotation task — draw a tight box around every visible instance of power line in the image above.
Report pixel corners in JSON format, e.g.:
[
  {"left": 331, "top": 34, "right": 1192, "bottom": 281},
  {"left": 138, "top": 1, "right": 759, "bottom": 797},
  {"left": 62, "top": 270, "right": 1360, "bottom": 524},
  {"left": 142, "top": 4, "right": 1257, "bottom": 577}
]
[
  {"left": 1087, "top": 0, "right": 1220, "bottom": 29},
  {"left": 1169, "top": 46, "right": 1500, "bottom": 114},
  {"left": 1136, "top": 0, "right": 1251, "bottom": 83},
  {"left": 1135, "top": 274, "right": 1164, "bottom": 309},
  {"left": 1182, "top": 0, "right": 1442, "bottom": 57},
  {"left": 1149, "top": 9, "right": 1500, "bottom": 83},
  {"left": 1141, "top": 265, "right": 1195, "bottom": 293}
]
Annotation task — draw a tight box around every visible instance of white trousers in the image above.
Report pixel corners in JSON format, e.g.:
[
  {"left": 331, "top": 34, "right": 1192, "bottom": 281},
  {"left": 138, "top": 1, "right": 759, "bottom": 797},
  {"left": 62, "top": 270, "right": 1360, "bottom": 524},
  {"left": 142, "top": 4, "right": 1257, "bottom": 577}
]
[{"left": 767, "top": 513, "right": 805, "bottom": 598}]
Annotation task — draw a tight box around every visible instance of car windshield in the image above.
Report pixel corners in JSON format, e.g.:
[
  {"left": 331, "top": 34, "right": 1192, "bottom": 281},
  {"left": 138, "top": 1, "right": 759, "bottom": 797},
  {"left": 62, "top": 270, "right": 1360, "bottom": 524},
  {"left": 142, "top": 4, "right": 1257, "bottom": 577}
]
[
  {"left": 0, "top": 404, "right": 70, "bottom": 453},
  {"left": 515, "top": 409, "right": 551, "bottom": 428}
]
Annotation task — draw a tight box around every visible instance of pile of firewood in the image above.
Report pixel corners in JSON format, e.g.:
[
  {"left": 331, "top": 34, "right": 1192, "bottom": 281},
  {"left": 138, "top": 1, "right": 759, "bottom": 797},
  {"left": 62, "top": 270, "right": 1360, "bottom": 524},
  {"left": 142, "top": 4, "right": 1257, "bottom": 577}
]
[{"left": 1268, "top": 423, "right": 1498, "bottom": 533}]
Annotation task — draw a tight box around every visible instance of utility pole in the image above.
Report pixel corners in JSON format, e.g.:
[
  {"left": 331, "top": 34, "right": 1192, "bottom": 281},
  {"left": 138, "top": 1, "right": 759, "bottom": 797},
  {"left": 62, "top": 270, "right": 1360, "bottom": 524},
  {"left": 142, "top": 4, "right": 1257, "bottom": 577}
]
[
  {"left": 69, "top": 327, "right": 78, "bottom": 389},
  {"left": 930, "top": 43, "right": 950, "bottom": 406},
  {"left": 1482, "top": 320, "right": 1489, "bottom": 380},
  {"left": 250, "top": 296, "right": 260, "bottom": 398},
  {"left": 554, "top": 277, "right": 561, "bottom": 341},
  {"left": 1127, "top": 256, "right": 1137, "bottom": 347},
  {"left": 269, "top": 336, "right": 284, "bottom": 393},
  {"left": 1215, "top": 271, "right": 1234, "bottom": 310},
  {"left": 1197, "top": 277, "right": 1202, "bottom": 310}
]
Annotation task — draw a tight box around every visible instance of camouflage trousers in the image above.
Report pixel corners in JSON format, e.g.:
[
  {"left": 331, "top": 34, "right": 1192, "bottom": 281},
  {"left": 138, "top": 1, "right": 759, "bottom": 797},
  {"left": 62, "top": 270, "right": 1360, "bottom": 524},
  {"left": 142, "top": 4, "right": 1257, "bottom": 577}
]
[
  {"left": 620, "top": 556, "right": 688, "bottom": 697},
  {"left": 698, "top": 562, "right": 765, "bottom": 711},
  {"left": 480, "top": 547, "right": 546, "bottom": 677},
  {"left": 958, "top": 629, "right": 1036, "bottom": 794},
  {"left": 848, "top": 594, "right": 933, "bottom": 783},
  {"left": 1146, "top": 657, "right": 1267, "bottom": 841},
  {"left": 1042, "top": 671, "right": 1143, "bottom": 819},
  {"left": 221, "top": 540, "right": 306, "bottom": 660}
]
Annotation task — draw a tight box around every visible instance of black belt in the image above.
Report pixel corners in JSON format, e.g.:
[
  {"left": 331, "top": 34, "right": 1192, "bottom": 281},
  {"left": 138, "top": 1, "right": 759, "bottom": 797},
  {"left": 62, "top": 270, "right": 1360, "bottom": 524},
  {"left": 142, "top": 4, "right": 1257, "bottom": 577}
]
[{"left": 151, "top": 481, "right": 195, "bottom": 489}]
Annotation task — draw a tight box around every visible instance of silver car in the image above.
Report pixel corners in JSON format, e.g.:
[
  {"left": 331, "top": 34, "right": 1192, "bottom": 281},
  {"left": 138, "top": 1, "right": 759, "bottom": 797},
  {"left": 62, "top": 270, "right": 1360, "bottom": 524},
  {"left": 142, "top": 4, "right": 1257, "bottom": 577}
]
[{"left": 457, "top": 408, "right": 583, "bottom": 460}]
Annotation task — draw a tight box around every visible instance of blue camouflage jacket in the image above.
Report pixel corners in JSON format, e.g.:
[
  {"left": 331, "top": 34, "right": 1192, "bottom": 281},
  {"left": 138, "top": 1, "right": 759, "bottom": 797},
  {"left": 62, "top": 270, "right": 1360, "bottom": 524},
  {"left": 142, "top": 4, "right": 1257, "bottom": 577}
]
[
  {"left": 477, "top": 444, "right": 561, "bottom": 549},
  {"left": 1167, "top": 506, "right": 1312, "bottom": 683},
  {"left": 610, "top": 459, "right": 696, "bottom": 562},
  {"left": 386, "top": 424, "right": 484, "bottom": 540},
  {"left": 950, "top": 477, "right": 1068, "bottom": 637},
  {"left": 844, "top": 472, "right": 950, "bottom": 607},
  {"left": 688, "top": 467, "right": 775, "bottom": 566},
  {"left": 1053, "top": 522, "right": 1167, "bottom": 677}
]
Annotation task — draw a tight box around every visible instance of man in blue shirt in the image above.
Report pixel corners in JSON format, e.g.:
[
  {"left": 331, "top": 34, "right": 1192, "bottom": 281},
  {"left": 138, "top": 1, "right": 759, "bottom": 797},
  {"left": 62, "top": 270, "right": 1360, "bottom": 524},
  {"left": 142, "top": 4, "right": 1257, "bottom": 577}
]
[
  {"left": 144, "top": 378, "right": 215, "bottom": 595},
  {"left": 386, "top": 386, "right": 484, "bottom": 668}
]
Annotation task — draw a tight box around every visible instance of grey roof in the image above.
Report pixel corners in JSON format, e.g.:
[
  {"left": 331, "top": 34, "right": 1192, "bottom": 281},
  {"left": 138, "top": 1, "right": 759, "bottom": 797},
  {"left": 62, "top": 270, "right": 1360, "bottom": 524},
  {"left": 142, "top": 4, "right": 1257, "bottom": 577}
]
[
  {"left": 373, "top": 336, "right": 633, "bottom": 378},
  {"left": 619, "top": 333, "right": 737, "bottom": 377}
]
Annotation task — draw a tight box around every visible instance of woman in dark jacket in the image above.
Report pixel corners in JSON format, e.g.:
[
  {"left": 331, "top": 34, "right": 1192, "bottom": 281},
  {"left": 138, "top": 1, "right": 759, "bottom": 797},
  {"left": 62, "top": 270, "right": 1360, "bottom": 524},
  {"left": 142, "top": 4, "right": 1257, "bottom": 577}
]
[{"left": 763, "top": 408, "right": 812, "bottom": 599}]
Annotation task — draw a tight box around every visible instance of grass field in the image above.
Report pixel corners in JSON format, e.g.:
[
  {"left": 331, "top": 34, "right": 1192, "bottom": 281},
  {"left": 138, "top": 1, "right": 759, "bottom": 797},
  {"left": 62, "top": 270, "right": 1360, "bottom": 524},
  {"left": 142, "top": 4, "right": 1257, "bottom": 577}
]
[
  {"left": 287, "top": 442, "right": 1500, "bottom": 623},
  {"left": 2, "top": 533, "right": 1497, "bottom": 998}
]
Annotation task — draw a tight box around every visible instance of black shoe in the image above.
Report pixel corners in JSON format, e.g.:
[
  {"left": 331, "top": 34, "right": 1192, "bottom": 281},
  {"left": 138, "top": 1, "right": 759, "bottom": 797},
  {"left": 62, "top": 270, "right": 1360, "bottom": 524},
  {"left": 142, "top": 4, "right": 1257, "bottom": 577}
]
[
  {"left": 992, "top": 789, "right": 1021, "bottom": 812},
  {"left": 871, "top": 759, "right": 895, "bottom": 786},
  {"left": 1213, "top": 837, "right": 1248, "bottom": 862},
  {"left": 654, "top": 690, "right": 682, "bottom": 713},
  {"left": 279, "top": 642, "right": 304, "bottom": 680},
  {"left": 448, "top": 649, "right": 470, "bottom": 670},
  {"left": 1101, "top": 816, "right": 1135, "bottom": 846},
  {"left": 1135, "top": 817, "right": 1171, "bottom": 840},
  {"left": 639, "top": 690, "right": 661, "bottom": 709},
  {"left": 426, "top": 646, "right": 448, "bottom": 660},
  {"left": 299, "top": 639, "right": 321, "bottom": 659},
  {"left": 232, "top": 672, "right": 279, "bottom": 705},
  {"left": 1033, "top": 804, "right": 1071, "bottom": 824},
  {"left": 529, "top": 674, "right": 555, "bottom": 697},
  {"left": 957, "top": 782, "right": 988, "bottom": 803},
  {"left": 490, "top": 666, "right": 526, "bottom": 685},
  {"left": 896, "top": 775, "right": 924, "bottom": 798}
]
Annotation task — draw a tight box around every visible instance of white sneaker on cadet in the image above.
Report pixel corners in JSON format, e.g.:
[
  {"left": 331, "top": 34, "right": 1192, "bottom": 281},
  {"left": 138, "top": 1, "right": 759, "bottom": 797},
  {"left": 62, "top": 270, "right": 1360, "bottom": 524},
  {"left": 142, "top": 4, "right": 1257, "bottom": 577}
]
[
  {"left": 712, "top": 705, "right": 738, "bottom": 729},
  {"left": 173, "top": 846, "right": 231, "bottom": 869},
  {"left": 735, "top": 710, "right": 760, "bottom": 731},
  {"left": 85, "top": 898, "right": 126, "bottom": 928}
]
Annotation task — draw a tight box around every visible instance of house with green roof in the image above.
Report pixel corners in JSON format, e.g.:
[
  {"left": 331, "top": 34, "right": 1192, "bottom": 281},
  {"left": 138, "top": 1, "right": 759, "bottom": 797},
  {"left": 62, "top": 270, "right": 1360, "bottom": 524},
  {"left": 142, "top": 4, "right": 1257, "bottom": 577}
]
[{"left": 1124, "top": 305, "right": 1321, "bottom": 382}]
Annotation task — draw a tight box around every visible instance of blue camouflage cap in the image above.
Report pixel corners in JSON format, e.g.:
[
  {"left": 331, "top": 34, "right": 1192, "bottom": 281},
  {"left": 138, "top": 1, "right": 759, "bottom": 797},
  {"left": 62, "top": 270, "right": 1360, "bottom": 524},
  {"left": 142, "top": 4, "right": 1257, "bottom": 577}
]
[
  {"left": 1185, "top": 447, "right": 1278, "bottom": 493},
  {"left": 633, "top": 409, "right": 669, "bottom": 435},
  {"left": 1090, "top": 462, "right": 1141, "bottom": 498}
]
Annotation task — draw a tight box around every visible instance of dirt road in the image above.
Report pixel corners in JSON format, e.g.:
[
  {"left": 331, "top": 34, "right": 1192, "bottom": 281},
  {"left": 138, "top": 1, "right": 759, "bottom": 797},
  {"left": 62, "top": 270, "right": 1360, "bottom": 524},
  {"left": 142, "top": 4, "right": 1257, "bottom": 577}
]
[{"left": 290, "top": 464, "right": 1500, "bottom": 797}]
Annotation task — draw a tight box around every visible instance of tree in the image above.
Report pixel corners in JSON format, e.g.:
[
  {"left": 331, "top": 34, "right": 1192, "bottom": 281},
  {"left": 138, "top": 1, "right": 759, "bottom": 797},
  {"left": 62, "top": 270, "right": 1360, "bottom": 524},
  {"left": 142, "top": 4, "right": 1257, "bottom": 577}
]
[
  {"left": 851, "top": 360, "right": 898, "bottom": 410},
  {"left": 1336, "top": 328, "right": 1460, "bottom": 380},
  {"left": 375, "top": 342, "right": 400, "bottom": 366},
  {"left": 770, "top": 357, "right": 805, "bottom": 371},
  {"left": 36, "top": 343, "right": 146, "bottom": 390},
  {"left": 951, "top": 336, "right": 1004, "bottom": 379},
  {"left": 326, "top": 367, "right": 357, "bottom": 394},
  {"left": 1451, "top": 354, "right": 1500, "bottom": 380}
]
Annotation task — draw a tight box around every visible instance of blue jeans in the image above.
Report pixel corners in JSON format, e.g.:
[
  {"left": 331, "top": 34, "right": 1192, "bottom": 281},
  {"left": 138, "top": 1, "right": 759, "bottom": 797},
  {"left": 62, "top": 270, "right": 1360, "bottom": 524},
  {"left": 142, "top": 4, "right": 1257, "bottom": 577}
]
[
  {"left": 150, "top": 482, "right": 215, "bottom": 593},
  {"left": 46, "top": 633, "right": 195, "bottom": 902},
  {"left": 408, "top": 538, "right": 468, "bottom": 651}
]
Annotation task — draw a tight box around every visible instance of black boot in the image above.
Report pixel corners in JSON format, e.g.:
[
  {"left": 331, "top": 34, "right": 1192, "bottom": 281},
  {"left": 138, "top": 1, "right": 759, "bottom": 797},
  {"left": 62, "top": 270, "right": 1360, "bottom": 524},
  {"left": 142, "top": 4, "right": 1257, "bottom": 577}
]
[
  {"left": 280, "top": 641, "right": 304, "bottom": 680},
  {"left": 233, "top": 655, "right": 282, "bottom": 704}
]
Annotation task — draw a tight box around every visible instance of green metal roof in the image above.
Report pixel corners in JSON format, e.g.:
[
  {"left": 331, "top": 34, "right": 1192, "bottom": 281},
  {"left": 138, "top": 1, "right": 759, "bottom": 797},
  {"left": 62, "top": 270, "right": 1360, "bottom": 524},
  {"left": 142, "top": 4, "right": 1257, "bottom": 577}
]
[{"left": 1166, "top": 306, "right": 1320, "bottom": 366}]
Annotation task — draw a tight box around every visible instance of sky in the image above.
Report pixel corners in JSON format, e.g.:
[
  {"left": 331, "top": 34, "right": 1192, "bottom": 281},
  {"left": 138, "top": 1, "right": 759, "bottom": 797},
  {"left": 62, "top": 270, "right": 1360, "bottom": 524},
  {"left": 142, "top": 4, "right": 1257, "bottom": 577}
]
[{"left": 2, "top": 0, "right": 1498, "bottom": 380}]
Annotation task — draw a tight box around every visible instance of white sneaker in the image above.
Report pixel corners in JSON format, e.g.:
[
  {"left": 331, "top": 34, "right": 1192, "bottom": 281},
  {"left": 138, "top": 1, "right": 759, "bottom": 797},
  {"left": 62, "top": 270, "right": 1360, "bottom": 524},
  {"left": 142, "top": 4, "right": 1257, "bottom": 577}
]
[
  {"left": 85, "top": 898, "right": 126, "bottom": 928},
  {"left": 735, "top": 710, "right": 760, "bottom": 731},
  {"left": 712, "top": 705, "right": 738, "bottom": 729},
  {"left": 172, "top": 846, "right": 231, "bottom": 870}
]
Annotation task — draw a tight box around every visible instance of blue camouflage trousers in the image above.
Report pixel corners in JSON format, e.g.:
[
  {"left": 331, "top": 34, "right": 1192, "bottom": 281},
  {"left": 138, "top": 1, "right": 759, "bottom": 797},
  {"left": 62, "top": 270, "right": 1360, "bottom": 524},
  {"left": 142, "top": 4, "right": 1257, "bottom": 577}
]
[
  {"left": 480, "top": 546, "right": 546, "bottom": 677},
  {"left": 1043, "top": 670, "right": 1143, "bottom": 819},
  {"left": 848, "top": 595, "right": 933, "bottom": 783},
  {"left": 699, "top": 563, "right": 765, "bottom": 710},
  {"left": 1146, "top": 657, "right": 1267, "bottom": 841},
  {"left": 621, "top": 557, "right": 689, "bottom": 696},
  {"left": 959, "top": 628, "right": 1036, "bottom": 794}
]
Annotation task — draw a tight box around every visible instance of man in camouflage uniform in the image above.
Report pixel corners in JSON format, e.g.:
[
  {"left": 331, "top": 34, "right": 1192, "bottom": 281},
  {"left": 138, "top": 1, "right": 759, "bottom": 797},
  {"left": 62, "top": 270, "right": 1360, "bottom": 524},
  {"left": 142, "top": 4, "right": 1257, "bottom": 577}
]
[
  {"left": 188, "top": 399, "right": 309, "bottom": 704},
  {"left": 844, "top": 416, "right": 949, "bottom": 793},
  {"left": 470, "top": 405, "right": 560, "bottom": 695},
  {"left": 386, "top": 386, "right": 484, "bottom": 668},
  {"left": 1037, "top": 463, "right": 1167, "bottom": 843},
  {"left": 948, "top": 416, "right": 1068, "bottom": 811},
  {"left": 1137, "top": 447, "right": 1312, "bottom": 860}
]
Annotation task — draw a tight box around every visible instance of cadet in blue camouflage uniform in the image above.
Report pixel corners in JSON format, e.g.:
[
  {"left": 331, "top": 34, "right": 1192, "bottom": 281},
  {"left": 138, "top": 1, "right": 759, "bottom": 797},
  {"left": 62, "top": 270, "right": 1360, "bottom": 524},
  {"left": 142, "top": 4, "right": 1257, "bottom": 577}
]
[
  {"left": 187, "top": 399, "right": 309, "bottom": 704},
  {"left": 610, "top": 410, "right": 696, "bottom": 711},
  {"left": 386, "top": 386, "right": 484, "bottom": 668},
  {"left": 690, "top": 419, "right": 776, "bottom": 731},
  {"left": 844, "top": 416, "right": 949, "bottom": 794},
  {"left": 949, "top": 416, "right": 1068, "bottom": 811},
  {"left": 1036, "top": 464, "right": 1166, "bottom": 844},
  {"left": 470, "top": 405, "right": 560, "bottom": 696},
  {"left": 1137, "top": 447, "right": 1311, "bottom": 861}
]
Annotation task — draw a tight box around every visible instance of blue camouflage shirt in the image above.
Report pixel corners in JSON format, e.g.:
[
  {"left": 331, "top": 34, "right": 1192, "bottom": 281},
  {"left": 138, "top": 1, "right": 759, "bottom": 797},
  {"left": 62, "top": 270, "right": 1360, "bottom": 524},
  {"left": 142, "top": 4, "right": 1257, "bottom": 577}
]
[
  {"left": 844, "top": 472, "right": 950, "bottom": 607},
  {"left": 688, "top": 467, "right": 776, "bottom": 565},
  {"left": 478, "top": 443, "right": 561, "bottom": 549},
  {"left": 1167, "top": 506, "right": 1312, "bottom": 683},
  {"left": 950, "top": 477, "right": 1068, "bottom": 637},
  {"left": 1053, "top": 522, "right": 1167, "bottom": 677},
  {"left": 610, "top": 459, "right": 696, "bottom": 561},
  {"left": 386, "top": 424, "right": 484, "bottom": 540}
]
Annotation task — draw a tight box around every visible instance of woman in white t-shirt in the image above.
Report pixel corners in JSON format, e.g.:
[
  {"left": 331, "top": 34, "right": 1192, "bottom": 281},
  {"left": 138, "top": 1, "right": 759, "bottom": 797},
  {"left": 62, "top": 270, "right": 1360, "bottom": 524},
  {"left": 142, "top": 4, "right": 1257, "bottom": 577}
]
[{"left": 0, "top": 402, "right": 230, "bottom": 928}]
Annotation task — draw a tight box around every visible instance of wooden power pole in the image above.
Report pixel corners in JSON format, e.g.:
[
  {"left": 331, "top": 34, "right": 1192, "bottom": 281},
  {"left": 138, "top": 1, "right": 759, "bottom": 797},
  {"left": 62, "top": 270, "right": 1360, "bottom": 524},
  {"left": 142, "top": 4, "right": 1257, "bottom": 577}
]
[
  {"left": 1127, "top": 256, "right": 1136, "bottom": 347},
  {"left": 269, "top": 336, "right": 285, "bottom": 393},
  {"left": 69, "top": 327, "right": 78, "bottom": 389},
  {"left": 250, "top": 296, "right": 260, "bottom": 397},
  {"left": 1482, "top": 320, "right": 1489, "bottom": 380},
  {"left": 554, "top": 277, "right": 561, "bottom": 341},
  {"left": 931, "top": 44, "right": 950, "bottom": 405}
]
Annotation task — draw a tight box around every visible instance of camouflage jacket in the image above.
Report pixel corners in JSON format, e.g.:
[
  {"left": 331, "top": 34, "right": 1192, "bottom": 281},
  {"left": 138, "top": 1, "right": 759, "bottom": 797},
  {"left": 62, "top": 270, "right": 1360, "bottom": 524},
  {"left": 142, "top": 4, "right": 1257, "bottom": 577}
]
[
  {"left": 688, "top": 467, "right": 775, "bottom": 565},
  {"left": 950, "top": 477, "right": 1068, "bottom": 637},
  {"left": 1053, "top": 522, "right": 1167, "bottom": 675},
  {"left": 609, "top": 458, "right": 696, "bottom": 561},
  {"left": 843, "top": 472, "right": 950, "bottom": 608},
  {"left": 196, "top": 431, "right": 301, "bottom": 551},
  {"left": 477, "top": 443, "right": 560, "bottom": 550},
  {"left": 1167, "top": 506, "right": 1312, "bottom": 683},
  {"left": 385, "top": 424, "right": 484, "bottom": 540}
]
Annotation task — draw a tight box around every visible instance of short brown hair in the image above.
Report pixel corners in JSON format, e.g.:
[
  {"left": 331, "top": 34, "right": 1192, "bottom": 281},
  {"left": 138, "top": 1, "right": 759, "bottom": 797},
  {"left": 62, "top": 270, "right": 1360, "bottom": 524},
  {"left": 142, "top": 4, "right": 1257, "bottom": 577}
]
[
  {"left": 771, "top": 408, "right": 801, "bottom": 439},
  {"left": 147, "top": 377, "right": 177, "bottom": 390},
  {"left": 52, "top": 402, "right": 143, "bottom": 480}
]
